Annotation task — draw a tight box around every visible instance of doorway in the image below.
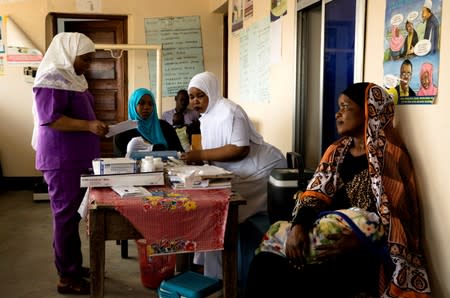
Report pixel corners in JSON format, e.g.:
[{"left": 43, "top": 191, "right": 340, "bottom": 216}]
[
  {"left": 294, "top": 0, "right": 366, "bottom": 168},
  {"left": 295, "top": 2, "right": 322, "bottom": 169},
  {"left": 49, "top": 13, "right": 128, "bottom": 157}
]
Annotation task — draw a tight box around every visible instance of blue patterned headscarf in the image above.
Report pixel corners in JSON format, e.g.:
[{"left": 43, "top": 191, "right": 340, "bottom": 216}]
[{"left": 128, "top": 88, "right": 168, "bottom": 148}]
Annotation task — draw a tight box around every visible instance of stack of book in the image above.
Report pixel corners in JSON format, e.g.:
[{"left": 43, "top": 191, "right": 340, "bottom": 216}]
[{"left": 166, "top": 165, "right": 233, "bottom": 190}]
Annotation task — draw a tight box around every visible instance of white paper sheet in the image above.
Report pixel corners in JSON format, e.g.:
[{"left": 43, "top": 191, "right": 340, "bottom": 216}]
[
  {"left": 77, "top": 188, "right": 90, "bottom": 219},
  {"left": 105, "top": 120, "right": 138, "bottom": 138}
]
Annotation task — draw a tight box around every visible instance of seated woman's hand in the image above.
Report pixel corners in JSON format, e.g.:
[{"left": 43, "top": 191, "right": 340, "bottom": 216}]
[
  {"left": 285, "top": 224, "right": 309, "bottom": 268},
  {"left": 180, "top": 150, "right": 204, "bottom": 165},
  {"left": 313, "top": 228, "right": 360, "bottom": 262}
]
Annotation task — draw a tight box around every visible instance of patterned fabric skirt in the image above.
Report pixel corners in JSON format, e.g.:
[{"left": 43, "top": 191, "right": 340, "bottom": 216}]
[{"left": 258, "top": 207, "right": 385, "bottom": 264}]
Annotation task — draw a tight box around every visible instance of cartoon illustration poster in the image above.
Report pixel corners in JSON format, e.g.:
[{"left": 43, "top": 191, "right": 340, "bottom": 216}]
[
  {"left": 383, "top": 0, "right": 441, "bottom": 104},
  {"left": 270, "top": 0, "right": 287, "bottom": 22}
]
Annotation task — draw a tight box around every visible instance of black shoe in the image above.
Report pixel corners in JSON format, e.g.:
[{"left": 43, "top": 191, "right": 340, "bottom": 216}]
[{"left": 57, "top": 276, "right": 90, "bottom": 295}]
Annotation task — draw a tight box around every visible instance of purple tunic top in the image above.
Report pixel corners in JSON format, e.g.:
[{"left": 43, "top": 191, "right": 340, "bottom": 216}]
[{"left": 34, "top": 87, "right": 100, "bottom": 171}]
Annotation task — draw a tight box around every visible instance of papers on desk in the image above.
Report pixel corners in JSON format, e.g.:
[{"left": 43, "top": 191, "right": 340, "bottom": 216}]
[
  {"left": 169, "top": 176, "right": 232, "bottom": 189},
  {"left": 111, "top": 186, "right": 151, "bottom": 198},
  {"left": 167, "top": 165, "right": 233, "bottom": 190},
  {"left": 105, "top": 120, "right": 138, "bottom": 138}
]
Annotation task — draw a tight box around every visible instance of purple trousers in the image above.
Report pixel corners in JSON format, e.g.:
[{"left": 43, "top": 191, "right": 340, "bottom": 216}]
[{"left": 44, "top": 169, "right": 86, "bottom": 278}]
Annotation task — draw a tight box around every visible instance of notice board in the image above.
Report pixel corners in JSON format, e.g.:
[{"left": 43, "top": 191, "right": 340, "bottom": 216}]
[
  {"left": 239, "top": 17, "right": 270, "bottom": 103},
  {"left": 145, "top": 16, "right": 204, "bottom": 97}
]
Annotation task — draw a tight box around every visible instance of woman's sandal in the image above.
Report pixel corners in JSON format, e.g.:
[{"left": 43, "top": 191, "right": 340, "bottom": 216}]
[{"left": 57, "top": 277, "right": 90, "bottom": 295}]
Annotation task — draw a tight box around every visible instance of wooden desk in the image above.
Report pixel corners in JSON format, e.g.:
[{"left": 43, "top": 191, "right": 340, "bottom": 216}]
[{"left": 89, "top": 191, "right": 245, "bottom": 298}]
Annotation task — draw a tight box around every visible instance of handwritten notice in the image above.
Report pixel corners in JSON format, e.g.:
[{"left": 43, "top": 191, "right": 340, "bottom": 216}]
[
  {"left": 145, "top": 16, "right": 204, "bottom": 96},
  {"left": 239, "top": 17, "right": 270, "bottom": 103}
]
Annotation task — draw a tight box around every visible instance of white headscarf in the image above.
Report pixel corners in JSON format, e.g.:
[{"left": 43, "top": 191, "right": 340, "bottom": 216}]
[
  {"left": 31, "top": 32, "right": 95, "bottom": 150},
  {"left": 187, "top": 71, "right": 263, "bottom": 149},
  {"left": 33, "top": 32, "right": 95, "bottom": 92}
]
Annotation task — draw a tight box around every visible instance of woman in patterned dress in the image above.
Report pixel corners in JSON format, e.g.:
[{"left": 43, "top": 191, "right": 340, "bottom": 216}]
[{"left": 245, "top": 83, "right": 432, "bottom": 298}]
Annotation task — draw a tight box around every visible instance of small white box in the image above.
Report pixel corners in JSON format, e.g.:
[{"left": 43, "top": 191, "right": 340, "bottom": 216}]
[{"left": 92, "top": 158, "right": 137, "bottom": 175}]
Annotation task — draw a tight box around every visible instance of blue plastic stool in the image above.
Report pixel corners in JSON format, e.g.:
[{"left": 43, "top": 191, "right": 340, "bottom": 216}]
[{"left": 158, "top": 271, "right": 222, "bottom": 298}]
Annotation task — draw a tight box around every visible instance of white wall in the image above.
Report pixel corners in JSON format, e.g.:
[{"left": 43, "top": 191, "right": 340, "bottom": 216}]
[
  {"left": 364, "top": 1, "right": 450, "bottom": 296},
  {"left": 227, "top": 0, "right": 297, "bottom": 154}
]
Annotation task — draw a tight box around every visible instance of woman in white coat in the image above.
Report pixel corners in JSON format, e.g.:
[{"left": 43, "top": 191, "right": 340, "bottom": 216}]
[{"left": 181, "top": 71, "right": 286, "bottom": 286}]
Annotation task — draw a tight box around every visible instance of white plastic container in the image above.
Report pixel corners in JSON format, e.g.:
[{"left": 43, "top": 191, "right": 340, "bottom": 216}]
[
  {"left": 141, "top": 156, "right": 155, "bottom": 172},
  {"left": 153, "top": 157, "right": 164, "bottom": 171}
]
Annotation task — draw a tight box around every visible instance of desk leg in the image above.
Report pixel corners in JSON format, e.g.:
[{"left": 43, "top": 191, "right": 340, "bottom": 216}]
[
  {"left": 89, "top": 209, "right": 106, "bottom": 298},
  {"left": 222, "top": 203, "right": 239, "bottom": 298}
]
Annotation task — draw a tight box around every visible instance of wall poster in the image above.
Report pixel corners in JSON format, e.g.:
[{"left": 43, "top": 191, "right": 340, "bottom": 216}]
[
  {"left": 239, "top": 17, "right": 270, "bottom": 103},
  {"left": 5, "top": 16, "right": 42, "bottom": 64},
  {"left": 145, "top": 16, "right": 204, "bottom": 97},
  {"left": 383, "top": 0, "right": 441, "bottom": 104},
  {"left": 0, "top": 16, "right": 4, "bottom": 53},
  {"left": 232, "top": 0, "right": 244, "bottom": 33},
  {"left": 244, "top": 0, "right": 254, "bottom": 21}
]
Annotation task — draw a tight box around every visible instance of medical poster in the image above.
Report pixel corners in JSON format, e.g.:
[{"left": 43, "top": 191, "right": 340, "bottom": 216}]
[
  {"left": 232, "top": 0, "right": 244, "bottom": 33},
  {"left": 0, "top": 16, "right": 4, "bottom": 53},
  {"left": 383, "top": 0, "right": 441, "bottom": 104},
  {"left": 5, "top": 16, "right": 42, "bottom": 64},
  {"left": 145, "top": 16, "right": 204, "bottom": 97},
  {"left": 239, "top": 17, "right": 270, "bottom": 103}
]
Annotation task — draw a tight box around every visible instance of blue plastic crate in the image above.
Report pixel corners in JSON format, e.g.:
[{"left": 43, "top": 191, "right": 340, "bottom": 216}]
[{"left": 158, "top": 271, "right": 221, "bottom": 298}]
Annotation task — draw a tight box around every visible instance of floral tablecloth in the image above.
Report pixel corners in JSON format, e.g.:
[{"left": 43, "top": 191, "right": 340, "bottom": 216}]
[{"left": 89, "top": 186, "right": 231, "bottom": 255}]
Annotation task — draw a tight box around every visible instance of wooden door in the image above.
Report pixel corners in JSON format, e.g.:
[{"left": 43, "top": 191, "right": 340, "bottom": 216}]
[{"left": 61, "top": 17, "right": 128, "bottom": 157}]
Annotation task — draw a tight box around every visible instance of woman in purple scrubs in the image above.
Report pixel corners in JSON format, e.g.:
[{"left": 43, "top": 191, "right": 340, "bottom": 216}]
[{"left": 32, "top": 32, "right": 108, "bottom": 295}]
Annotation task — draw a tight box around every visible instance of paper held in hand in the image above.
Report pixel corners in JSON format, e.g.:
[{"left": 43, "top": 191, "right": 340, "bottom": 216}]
[{"left": 105, "top": 120, "right": 138, "bottom": 138}]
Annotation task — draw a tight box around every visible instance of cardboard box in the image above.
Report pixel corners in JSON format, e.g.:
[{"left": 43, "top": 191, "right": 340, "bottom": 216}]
[
  {"left": 80, "top": 171, "right": 164, "bottom": 187},
  {"left": 92, "top": 158, "right": 137, "bottom": 175}
]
